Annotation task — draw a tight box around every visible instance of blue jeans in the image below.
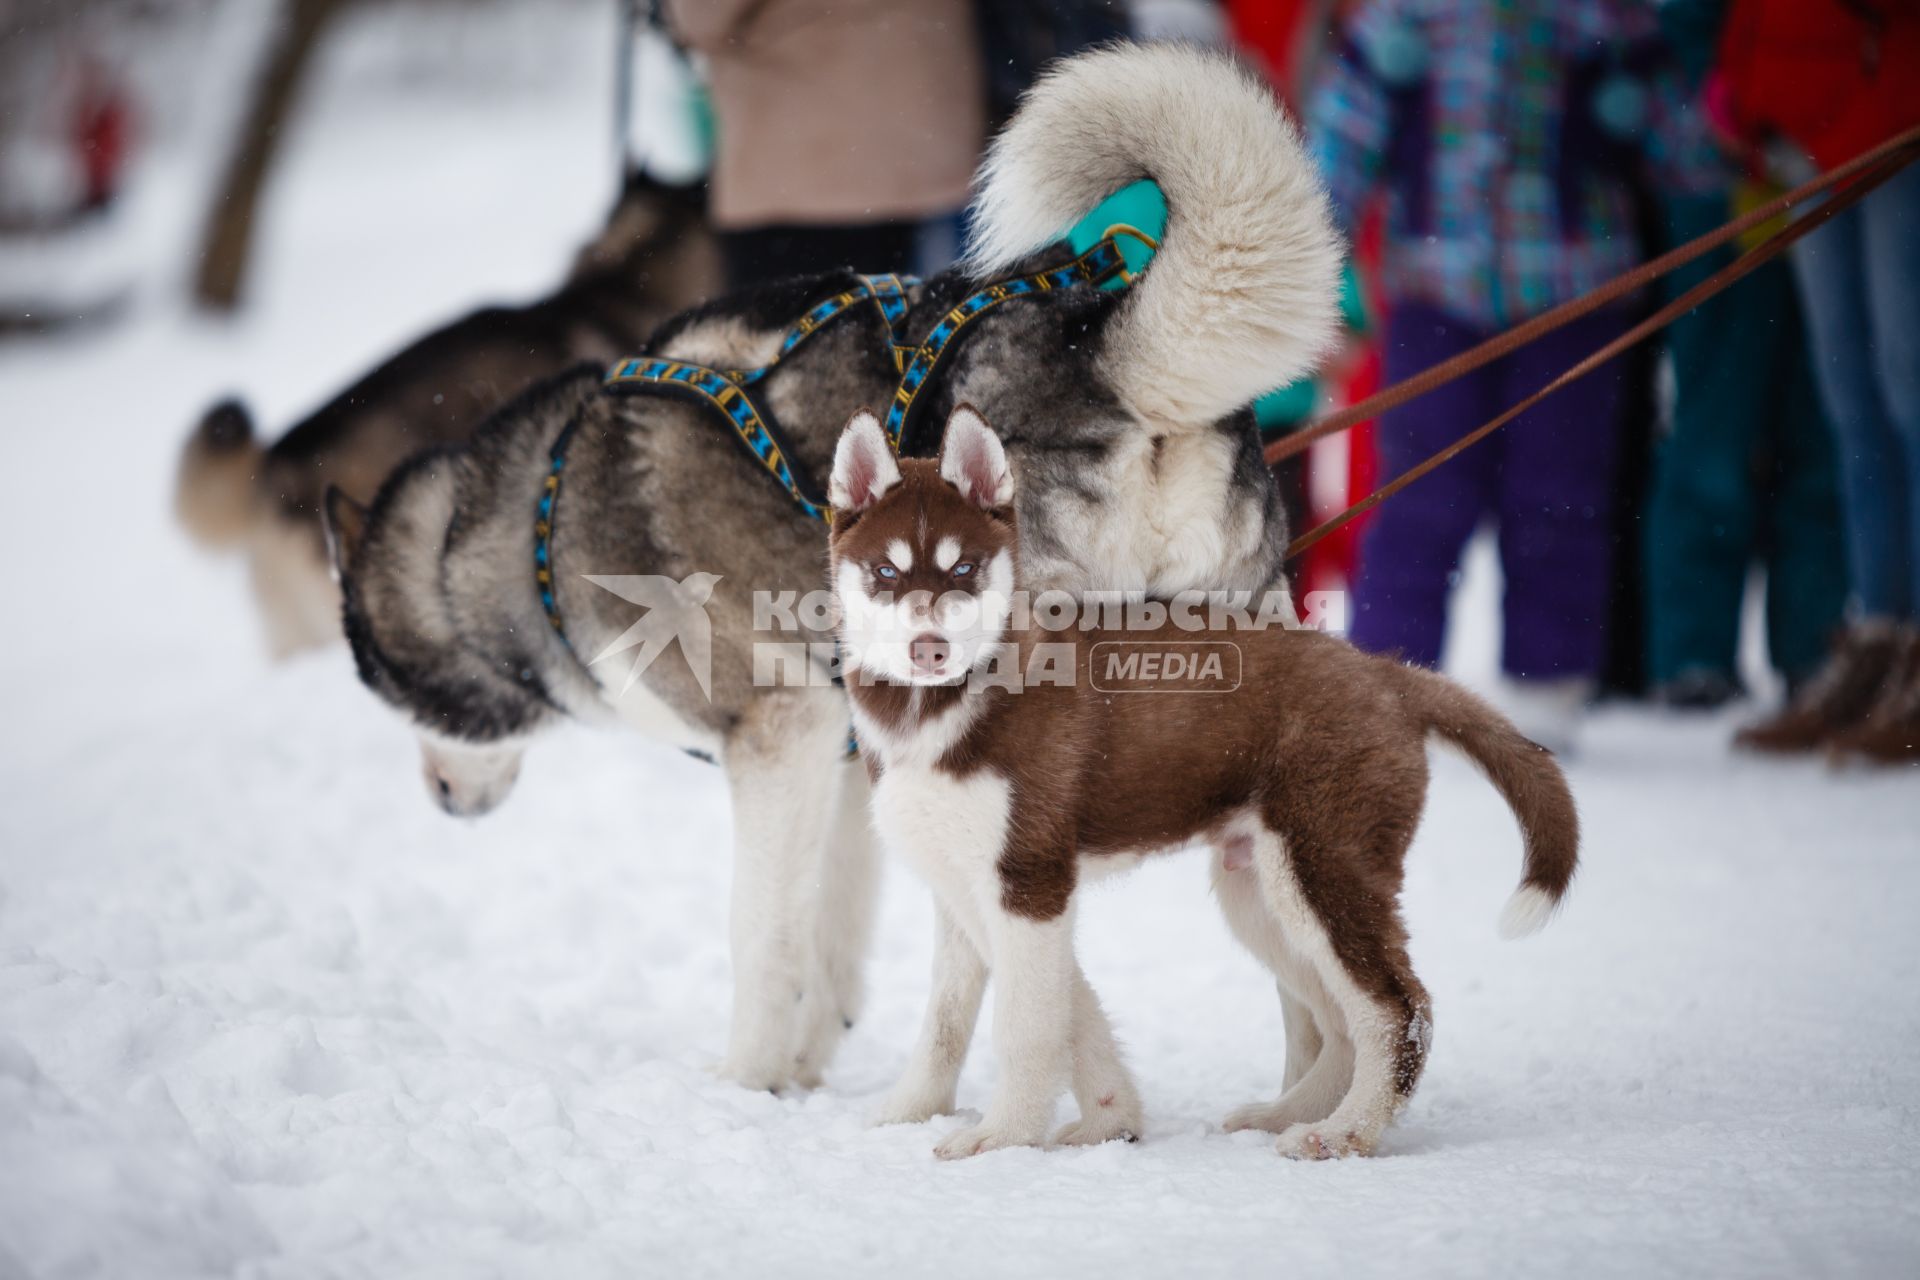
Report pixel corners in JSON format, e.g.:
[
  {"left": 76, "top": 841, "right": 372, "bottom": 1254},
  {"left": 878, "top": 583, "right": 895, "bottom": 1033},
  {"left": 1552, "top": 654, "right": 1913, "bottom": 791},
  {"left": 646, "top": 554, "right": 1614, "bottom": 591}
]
[{"left": 1791, "top": 161, "right": 1920, "bottom": 621}]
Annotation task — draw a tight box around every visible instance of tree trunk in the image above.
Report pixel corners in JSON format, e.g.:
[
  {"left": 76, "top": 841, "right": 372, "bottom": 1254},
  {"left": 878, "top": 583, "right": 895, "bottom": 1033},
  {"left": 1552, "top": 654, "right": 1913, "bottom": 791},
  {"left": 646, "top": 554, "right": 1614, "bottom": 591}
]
[{"left": 193, "top": 0, "right": 340, "bottom": 311}]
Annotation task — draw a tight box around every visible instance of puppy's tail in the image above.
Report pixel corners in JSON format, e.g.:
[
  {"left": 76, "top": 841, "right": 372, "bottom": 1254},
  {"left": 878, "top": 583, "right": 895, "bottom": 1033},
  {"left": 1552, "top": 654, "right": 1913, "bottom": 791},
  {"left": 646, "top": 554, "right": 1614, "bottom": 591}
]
[
  {"left": 175, "top": 398, "right": 260, "bottom": 549},
  {"left": 1395, "top": 665, "right": 1580, "bottom": 939},
  {"left": 963, "top": 42, "right": 1343, "bottom": 427}
]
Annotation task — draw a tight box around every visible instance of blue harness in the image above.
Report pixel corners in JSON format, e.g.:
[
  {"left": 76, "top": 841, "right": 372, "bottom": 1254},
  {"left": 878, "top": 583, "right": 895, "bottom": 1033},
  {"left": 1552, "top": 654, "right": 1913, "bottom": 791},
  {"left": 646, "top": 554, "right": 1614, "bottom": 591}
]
[
  {"left": 599, "top": 236, "right": 1128, "bottom": 529},
  {"left": 535, "top": 235, "right": 1131, "bottom": 650}
]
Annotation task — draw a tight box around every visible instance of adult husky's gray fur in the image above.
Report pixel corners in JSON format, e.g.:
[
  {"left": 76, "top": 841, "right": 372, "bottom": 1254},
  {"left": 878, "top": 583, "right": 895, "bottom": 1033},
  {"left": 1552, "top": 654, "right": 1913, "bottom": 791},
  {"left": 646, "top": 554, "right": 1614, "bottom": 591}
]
[
  {"left": 176, "top": 174, "right": 719, "bottom": 657},
  {"left": 325, "top": 44, "right": 1341, "bottom": 1091}
]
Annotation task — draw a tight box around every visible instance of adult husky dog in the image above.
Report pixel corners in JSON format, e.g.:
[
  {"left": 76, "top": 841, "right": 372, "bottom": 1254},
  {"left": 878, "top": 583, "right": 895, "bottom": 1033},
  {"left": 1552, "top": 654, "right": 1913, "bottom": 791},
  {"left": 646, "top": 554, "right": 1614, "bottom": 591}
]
[
  {"left": 323, "top": 44, "right": 1341, "bottom": 1091},
  {"left": 176, "top": 173, "right": 719, "bottom": 657}
]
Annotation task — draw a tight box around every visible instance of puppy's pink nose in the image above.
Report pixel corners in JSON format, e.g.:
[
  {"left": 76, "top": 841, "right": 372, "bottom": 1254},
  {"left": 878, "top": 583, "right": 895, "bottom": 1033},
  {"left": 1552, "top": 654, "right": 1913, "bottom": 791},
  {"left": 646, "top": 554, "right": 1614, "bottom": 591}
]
[{"left": 910, "top": 633, "right": 950, "bottom": 674}]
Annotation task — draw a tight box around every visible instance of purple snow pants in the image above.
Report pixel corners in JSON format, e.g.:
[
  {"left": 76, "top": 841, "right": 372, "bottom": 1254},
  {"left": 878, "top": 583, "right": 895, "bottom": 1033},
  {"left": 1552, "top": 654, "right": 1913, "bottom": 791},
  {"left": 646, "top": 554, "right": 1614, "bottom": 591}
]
[{"left": 1349, "top": 301, "right": 1630, "bottom": 679}]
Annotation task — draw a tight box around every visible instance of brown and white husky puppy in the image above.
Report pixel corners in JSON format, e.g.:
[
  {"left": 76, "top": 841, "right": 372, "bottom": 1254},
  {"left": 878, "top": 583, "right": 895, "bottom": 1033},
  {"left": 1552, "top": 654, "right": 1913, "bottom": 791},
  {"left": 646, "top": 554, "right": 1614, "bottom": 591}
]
[{"left": 828, "top": 406, "right": 1580, "bottom": 1160}]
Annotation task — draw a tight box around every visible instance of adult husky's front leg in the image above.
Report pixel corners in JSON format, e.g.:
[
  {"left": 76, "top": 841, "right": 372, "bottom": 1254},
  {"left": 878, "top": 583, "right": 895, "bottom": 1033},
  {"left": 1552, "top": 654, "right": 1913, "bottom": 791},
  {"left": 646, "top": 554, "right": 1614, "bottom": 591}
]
[
  {"left": 791, "top": 760, "right": 883, "bottom": 1087},
  {"left": 718, "top": 687, "right": 846, "bottom": 1091}
]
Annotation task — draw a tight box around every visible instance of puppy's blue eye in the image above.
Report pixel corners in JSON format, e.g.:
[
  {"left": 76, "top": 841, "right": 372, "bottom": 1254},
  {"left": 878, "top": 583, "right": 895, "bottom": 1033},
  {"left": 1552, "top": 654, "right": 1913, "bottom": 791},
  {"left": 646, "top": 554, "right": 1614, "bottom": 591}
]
[
  {"left": 952, "top": 562, "right": 974, "bottom": 577},
  {"left": 875, "top": 564, "right": 898, "bottom": 580}
]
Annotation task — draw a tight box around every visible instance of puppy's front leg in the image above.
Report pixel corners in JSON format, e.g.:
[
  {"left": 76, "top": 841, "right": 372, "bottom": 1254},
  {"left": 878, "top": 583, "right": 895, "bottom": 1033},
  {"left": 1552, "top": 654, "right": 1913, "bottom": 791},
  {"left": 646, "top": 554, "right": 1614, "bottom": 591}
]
[
  {"left": 1054, "top": 965, "right": 1143, "bottom": 1146},
  {"left": 934, "top": 906, "right": 1075, "bottom": 1160},
  {"left": 875, "top": 897, "right": 987, "bottom": 1126}
]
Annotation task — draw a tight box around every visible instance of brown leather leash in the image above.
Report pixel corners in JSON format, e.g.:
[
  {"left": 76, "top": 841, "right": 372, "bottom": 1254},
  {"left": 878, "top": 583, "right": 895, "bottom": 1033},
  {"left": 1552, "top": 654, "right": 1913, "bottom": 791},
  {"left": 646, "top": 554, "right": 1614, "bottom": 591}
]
[{"left": 1276, "top": 123, "right": 1920, "bottom": 563}]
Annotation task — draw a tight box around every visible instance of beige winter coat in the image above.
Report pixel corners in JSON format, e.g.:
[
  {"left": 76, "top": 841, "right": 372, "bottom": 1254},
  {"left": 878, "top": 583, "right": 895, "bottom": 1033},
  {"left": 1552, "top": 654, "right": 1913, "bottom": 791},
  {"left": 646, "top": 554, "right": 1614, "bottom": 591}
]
[{"left": 666, "top": 0, "right": 985, "bottom": 229}]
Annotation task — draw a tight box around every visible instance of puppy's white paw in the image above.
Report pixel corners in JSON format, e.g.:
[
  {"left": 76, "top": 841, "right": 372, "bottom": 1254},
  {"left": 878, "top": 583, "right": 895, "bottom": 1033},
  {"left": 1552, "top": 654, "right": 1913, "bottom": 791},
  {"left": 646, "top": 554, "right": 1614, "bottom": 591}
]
[
  {"left": 1053, "top": 1084, "right": 1142, "bottom": 1146},
  {"left": 1274, "top": 1122, "right": 1374, "bottom": 1160},
  {"left": 1052, "top": 1111, "right": 1139, "bottom": 1147},
  {"left": 933, "top": 1121, "right": 1045, "bottom": 1161},
  {"left": 871, "top": 1086, "right": 956, "bottom": 1128},
  {"left": 1225, "top": 1097, "right": 1332, "bottom": 1134}
]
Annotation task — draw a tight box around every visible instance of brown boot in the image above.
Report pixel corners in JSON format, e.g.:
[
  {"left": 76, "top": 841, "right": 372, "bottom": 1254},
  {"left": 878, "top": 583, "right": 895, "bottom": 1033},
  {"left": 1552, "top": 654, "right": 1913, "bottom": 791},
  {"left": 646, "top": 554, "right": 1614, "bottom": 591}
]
[
  {"left": 1734, "top": 622, "right": 1905, "bottom": 753},
  {"left": 1829, "top": 626, "right": 1920, "bottom": 764}
]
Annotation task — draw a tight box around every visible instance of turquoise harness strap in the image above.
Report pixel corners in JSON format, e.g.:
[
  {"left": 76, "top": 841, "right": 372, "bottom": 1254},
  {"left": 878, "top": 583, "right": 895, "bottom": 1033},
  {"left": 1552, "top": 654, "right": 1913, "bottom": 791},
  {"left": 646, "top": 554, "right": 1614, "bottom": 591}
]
[{"left": 601, "top": 237, "right": 1127, "bottom": 525}]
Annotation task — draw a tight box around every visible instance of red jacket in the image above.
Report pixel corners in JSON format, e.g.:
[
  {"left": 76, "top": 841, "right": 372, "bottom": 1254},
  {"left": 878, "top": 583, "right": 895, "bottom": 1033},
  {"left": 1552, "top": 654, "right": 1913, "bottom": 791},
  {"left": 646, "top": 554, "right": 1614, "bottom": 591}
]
[{"left": 1719, "top": 0, "right": 1920, "bottom": 168}]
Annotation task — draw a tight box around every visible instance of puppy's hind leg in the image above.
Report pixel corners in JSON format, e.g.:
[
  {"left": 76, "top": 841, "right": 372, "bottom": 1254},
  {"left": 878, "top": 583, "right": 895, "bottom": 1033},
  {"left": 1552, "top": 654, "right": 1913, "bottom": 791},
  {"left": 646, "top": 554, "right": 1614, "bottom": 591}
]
[
  {"left": 1250, "top": 825, "right": 1431, "bottom": 1159},
  {"left": 791, "top": 759, "right": 884, "bottom": 1088},
  {"left": 1281, "top": 987, "right": 1325, "bottom": 1094},
  {"left": 1211, "top": 840, "right": 1350, "bottom": 1133},
  {"left": 717, "top": 686, "right": 847, "bottom": 1092}
]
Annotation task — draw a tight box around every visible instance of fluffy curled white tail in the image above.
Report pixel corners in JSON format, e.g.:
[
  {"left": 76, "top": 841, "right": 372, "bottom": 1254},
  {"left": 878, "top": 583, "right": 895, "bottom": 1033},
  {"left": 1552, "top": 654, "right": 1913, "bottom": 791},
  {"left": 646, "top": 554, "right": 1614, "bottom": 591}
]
[{"left": 964, "top": 42, "right": 1344, "bottom": 427}]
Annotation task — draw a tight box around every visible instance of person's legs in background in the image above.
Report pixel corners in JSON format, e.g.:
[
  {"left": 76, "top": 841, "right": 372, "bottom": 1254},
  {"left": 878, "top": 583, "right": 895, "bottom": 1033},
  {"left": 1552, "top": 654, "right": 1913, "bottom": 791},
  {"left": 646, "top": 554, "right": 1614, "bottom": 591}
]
[
  {"left": 1493, "top": 304, "right": 1632, "bottom": 752},
  {"left": 1831, "top": 161, "right": 1920, "bottom": 760},
  {"left": 1759, "top": 295, "right": 1848, "bottom": 693},
  {"left": 718, "top": 221, "right": 920, "bottom": 293},
  {"left": 1348, "top": 304, "right": 1501, "bottom": 668},
  {"left": 1859, "top": 162, "right": 1920, "bottom": 621},
  {"left": 1642, "top": 193, "right": 1769, "bottom": 708},
  {"left": 1741, "top": 176, "right": 1914, "bottom": 752},
  {"left": 1789, "top": 192, "right": 1908, "bottom": 618}
]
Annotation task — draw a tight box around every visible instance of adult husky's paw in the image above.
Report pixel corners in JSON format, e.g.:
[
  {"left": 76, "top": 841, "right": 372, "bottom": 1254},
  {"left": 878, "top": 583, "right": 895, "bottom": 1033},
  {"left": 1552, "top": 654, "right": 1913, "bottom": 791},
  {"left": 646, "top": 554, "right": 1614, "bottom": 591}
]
[
  {"left": 790, "top": 980, "right": 851, "bottom": 1093},
  {"left": 713, "top": 1054, "right": 791, "bottom": 1095},
  {"left": 1274, "top": 1122, "right": 1375, "bottom": 1160},
  {"left": 932, "top": 1121, "right": 1046, "bottom": 1161}
]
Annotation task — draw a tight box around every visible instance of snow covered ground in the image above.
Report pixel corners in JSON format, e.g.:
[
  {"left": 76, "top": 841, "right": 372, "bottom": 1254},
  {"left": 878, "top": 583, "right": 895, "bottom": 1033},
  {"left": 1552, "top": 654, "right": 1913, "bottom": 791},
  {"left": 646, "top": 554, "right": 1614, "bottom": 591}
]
[{"left": 2, "top": 9, "right": 1917, "bottom": 1278}]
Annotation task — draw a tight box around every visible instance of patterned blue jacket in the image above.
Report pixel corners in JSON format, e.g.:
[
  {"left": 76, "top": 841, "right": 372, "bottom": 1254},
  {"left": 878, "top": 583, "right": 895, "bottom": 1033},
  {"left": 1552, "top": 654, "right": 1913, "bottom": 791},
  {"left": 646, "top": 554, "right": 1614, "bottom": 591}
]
[{"left": 1308, "top": 0, "right": 1722, "bottom": 329}]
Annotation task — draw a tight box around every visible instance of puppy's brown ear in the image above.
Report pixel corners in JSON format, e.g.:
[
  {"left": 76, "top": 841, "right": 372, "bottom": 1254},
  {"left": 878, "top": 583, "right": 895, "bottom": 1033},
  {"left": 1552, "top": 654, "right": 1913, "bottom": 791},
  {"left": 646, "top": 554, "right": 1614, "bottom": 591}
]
[
  {"left": 939, "top": 404, "right": 1012, "bottom": 509},
  {"left": 321, "top": 486, "right": 369, "bottom": 584},
  {"left": 829, "top": 409, "right": 902, "bottom": 516}
]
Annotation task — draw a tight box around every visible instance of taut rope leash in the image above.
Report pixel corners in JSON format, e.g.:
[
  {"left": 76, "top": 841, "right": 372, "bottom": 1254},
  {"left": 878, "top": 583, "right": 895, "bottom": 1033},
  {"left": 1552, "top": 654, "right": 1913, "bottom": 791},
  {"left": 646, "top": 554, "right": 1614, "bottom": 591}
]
[
  {"left": 1268, "top": 122, "right": 1920, "bottom": 470},
  {"left": 1279, "top": 123, "right": 1920, "bottom": 563},
  {"left": 1282, "top": 132, "right": 1920, "bottom": 563}
]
